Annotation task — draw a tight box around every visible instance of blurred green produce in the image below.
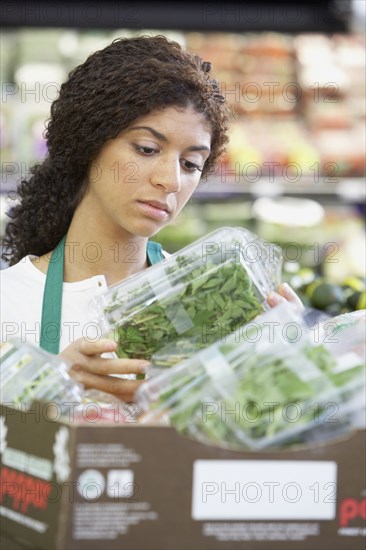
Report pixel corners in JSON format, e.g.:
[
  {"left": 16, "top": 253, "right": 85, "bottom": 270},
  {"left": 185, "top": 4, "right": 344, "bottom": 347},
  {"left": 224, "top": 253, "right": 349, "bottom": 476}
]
[
  {"left": 154, "top": 205, "right": 206, "bottom": 252},
  {"left": 155, "top": 202, "right": 255, "bottom": 253},
  {"left": 283, "top": 262, "right": 366, "bottom": 316}
]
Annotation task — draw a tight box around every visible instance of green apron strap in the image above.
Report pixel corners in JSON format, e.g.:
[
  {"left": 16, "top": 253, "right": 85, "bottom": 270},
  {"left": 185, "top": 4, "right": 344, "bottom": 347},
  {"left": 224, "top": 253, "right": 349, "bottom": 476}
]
[
  {"left": 40, "top": 237, "right": 165, "bottom": 354},
  {"left": 146, "top": 241, "right": 165, "bottom": 265},
  {"left": 40, "top": 235, "right": 66, "bottom": 354}
]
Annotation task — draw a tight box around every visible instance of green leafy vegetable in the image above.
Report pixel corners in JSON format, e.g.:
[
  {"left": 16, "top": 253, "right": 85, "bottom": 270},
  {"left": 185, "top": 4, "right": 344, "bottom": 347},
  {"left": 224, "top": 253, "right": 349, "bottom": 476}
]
[
  {"left": 104, "top": 253, "right": 264, "bottom": 366},
  {"left": 146, "top": 342, "right": 364, "bottom": 449},
  {"left": 1, "top": 344, "right": 82, "bottom": 409}
]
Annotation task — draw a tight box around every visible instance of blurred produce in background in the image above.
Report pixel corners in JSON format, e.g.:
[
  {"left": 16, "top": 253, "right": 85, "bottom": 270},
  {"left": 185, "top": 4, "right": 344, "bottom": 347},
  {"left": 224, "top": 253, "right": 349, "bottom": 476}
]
[
  {"left": 1, "top": 29, "right": 365, "bottom": 318},
  {"left": 1, "top": 30, "right": 364, "bottom": 178},
  {"left": 155, "top": 196, "right": 365, "bottom": 317},
  {"left": 186, "top": 32, "right": 365, "bottom": 178},
  {"left": 283, "top": 264, "right": 365, "bottom": 317}
]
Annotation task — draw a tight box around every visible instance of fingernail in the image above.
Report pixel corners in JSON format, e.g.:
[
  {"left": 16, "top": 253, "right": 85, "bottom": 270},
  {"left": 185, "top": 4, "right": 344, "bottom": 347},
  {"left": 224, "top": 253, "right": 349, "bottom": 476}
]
[
  {"left": 281, "top": 283, "right": 291, "bottom": 295},
  {"left": 268, "top": 292, "right": 284, "bottom": 306},
  {"left": 138, "top": 361, "right": 151, "bottom": 372},
  {"left": 105, "top": 340, "right": 117, "bottom": 350}
]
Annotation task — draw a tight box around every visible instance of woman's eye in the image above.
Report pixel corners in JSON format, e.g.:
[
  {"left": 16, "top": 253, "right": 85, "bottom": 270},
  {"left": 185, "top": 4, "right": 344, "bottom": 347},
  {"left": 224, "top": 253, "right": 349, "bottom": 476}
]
[
  {"left": 135, "top": 145, "right": 157, "bottom": 155},
  {"left": 181, "top": 159, "right": 203, "bottom": 173}
]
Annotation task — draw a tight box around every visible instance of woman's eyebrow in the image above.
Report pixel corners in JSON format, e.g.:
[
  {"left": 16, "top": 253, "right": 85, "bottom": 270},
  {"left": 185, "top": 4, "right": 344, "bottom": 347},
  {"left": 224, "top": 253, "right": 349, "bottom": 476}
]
[
  {"left": 128, "top": 126, "right": 210, "bottom": 152},
  {"left": 129, "top": 126, "right": 167, "bottom": 142},
  {"left": 186, "top": 145, "right": 211, "bottom": 152}
]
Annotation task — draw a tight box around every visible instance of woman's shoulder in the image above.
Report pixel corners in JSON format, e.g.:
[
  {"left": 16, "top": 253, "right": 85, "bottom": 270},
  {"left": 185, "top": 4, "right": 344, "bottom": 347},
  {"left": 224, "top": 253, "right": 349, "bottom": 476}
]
[
  {"left": 0, "top": 255, "right": 45, "bottom": 282},
  {"left": 1, "top": 257, "right": 28, "bottom": 276}
]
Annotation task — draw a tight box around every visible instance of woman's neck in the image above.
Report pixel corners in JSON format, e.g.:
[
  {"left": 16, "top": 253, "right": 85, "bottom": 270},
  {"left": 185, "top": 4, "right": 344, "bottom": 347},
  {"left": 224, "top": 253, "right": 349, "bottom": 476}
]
[
  {"left": 63, "top": 213, "right": 149, "bottom": 285},
  {"left": 33, "top": 206, "right": 149, "bottom": 287}
]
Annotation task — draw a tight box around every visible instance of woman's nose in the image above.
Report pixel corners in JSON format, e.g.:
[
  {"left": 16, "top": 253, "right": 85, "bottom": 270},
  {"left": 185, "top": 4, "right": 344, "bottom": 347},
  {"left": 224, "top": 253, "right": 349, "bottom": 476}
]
[{"left": 150, "top": 158, "right": 181, "bottom": 193}]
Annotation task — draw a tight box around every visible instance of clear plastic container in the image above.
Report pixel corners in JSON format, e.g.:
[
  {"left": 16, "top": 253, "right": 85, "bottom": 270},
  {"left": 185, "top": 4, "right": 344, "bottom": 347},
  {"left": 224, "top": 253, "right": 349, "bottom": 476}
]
[
  {"left": 136, "top": 303, "right": 365, "bottom": 450},
  {"left": 136, "top": 302, "right": 305, "bottom": 413},
  {"left": 167, "top": 344, "right": 364, "bottom": 450},
  {"left": 90, "top": 227, "right": 283, "bottom": 365},
  {"left": 0, "top": 339, "right": 83, "bottom": 410},
  {"left": 310, "top": 310, "right": 366, "bottom": 395}
]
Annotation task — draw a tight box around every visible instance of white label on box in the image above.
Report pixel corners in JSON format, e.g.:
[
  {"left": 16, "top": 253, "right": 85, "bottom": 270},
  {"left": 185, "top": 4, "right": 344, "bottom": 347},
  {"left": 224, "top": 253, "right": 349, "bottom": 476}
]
[
  {"left": 192, "top": 459, "right": 337, "bottom": 520},
  {"left": 107, "top": 469, "right": 135, "bottom": 498},
  {"left": 77, "top": 469, "right": 105, "bottom": 500}
]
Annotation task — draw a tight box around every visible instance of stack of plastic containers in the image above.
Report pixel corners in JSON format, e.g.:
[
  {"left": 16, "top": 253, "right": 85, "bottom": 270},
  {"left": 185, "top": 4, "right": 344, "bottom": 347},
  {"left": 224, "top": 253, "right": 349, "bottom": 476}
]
[
  {"left": 90, "top": 227, "right": 283, "bottom": 367},
  {"left": 136, "top": 304, "right": 366, "bottom": 450},
  {"left": 0, "top": 338, "right": 83, "bottom": 410}
]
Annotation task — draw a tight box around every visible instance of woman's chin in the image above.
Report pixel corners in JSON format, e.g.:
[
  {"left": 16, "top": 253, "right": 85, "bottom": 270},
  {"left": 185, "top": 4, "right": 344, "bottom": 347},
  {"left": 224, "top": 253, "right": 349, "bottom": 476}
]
[{"left": 130, "top": 219, "right": 166, "bottom": 238}]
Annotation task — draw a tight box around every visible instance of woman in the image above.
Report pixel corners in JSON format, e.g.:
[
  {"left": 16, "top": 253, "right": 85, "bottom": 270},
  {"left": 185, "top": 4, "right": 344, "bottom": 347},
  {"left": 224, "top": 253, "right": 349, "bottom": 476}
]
[{"left": 1, "top": 35, "right": 302, "bottom": 402}]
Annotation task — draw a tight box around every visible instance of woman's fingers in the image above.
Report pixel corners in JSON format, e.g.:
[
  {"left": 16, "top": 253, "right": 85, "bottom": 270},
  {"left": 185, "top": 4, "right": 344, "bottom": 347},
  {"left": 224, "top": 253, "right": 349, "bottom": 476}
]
[
  {"left": 69, "top": 367, "right": 144, "bottom": 399},
  {"left": 61, "top": 338, "right": 150, "bottom": 375},
  {"left": 267, "top": 283, "right": 304, "bottom": 312},
  {"left": 60, "top": 338, "right": 150, "bottom": 401},
  {"left": 267, "top": 291, "right": 286, "bottom": 307},
  {"left": 79, "top": 356, "right": 150, "bottom": 376},
  {"left": 60, "top": 337, "right": 117, "bottom": 362},
  {"left": 278, "top": 282, "right": 304, "bottom": 311},
  {"left": 79, "top": 338, "right": 117, "bottom": 356}
]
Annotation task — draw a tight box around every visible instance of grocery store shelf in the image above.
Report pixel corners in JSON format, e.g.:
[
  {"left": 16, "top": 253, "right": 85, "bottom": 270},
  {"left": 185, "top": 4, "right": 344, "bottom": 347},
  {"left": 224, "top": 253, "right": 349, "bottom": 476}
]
[
  {"left": 194, "top": 177, "right": 366, "bottom": 203},
  {"left": 1, "top": 176, "right": 365, "bottom": 205}
]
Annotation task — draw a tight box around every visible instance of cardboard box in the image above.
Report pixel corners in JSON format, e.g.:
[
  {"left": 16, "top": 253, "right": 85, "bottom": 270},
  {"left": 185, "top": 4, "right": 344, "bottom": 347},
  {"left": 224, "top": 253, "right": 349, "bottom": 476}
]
[{"left": 0, "top": 403, "right": 365, "bottom": 550}]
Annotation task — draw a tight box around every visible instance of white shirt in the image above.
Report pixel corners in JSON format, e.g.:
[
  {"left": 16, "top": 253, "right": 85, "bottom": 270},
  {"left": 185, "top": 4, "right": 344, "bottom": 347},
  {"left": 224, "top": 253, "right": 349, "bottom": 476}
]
[
  {"left": 1, "top": 251, "right": 170, "bottom": 352},
  {"left": 1, "top": 256, "right": 110, "bottom": 352}
]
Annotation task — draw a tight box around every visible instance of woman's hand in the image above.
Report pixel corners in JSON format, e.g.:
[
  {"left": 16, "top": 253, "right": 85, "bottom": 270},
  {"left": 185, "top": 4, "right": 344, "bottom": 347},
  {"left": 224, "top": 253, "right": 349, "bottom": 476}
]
[
  {"left": 267, "top": 282, "right": 304, "bottom": 312},
  {"left": 59, "top": 338, "right": 149, "bottom": 403}
]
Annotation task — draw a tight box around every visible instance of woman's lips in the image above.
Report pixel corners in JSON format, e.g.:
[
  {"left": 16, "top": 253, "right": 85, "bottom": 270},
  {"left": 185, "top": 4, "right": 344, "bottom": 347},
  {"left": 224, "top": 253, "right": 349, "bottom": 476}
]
[{"left": 137, "top": 200, "right": 170, "bottom": 220}]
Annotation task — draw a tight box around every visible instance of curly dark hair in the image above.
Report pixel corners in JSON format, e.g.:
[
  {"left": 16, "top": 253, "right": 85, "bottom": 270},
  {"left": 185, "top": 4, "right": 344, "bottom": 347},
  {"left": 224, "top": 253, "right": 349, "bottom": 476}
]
[{"left": 2, "top": 34, "right": 232, "bottom": 265}]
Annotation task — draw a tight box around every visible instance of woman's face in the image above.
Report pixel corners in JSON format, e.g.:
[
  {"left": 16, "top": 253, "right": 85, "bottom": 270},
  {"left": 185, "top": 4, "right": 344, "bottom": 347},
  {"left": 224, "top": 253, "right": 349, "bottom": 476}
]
[{"left": 84, "top": 105, "right": 212, "bottom": 239}]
